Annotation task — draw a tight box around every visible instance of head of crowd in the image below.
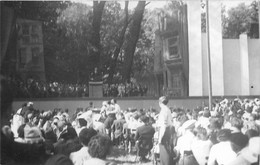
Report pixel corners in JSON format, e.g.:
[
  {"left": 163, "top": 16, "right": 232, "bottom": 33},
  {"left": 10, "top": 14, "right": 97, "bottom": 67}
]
[{"left": 1, "top": 76, "right": 260, "bottom": 165}]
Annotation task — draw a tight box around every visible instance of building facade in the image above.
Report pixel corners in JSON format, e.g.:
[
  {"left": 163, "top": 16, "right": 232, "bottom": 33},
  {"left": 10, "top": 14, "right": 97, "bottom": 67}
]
[
  {"left": 154, "top": 1, "right": 260, "bottom": 97},
  {"left": 154, "top": 4, "right": 189, "bottom": 97}
]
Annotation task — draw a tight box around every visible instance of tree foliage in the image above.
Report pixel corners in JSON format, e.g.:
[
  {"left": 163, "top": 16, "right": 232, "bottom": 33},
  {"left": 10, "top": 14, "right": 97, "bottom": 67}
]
[
  {"left": 201, "top": 1, "right": 259, "bottom": 38},
  {"left": 222, "top": 1, "right": 259, "bottom": 38}
]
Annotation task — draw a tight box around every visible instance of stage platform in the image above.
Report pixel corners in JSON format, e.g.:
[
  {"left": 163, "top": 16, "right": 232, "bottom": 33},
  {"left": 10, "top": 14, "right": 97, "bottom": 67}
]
[{"left": 12, "top": 96, "right": 259, "bottom": 116}]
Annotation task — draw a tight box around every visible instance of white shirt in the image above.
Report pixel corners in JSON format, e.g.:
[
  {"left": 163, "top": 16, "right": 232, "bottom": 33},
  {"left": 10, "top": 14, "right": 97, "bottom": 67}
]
[
  {"left": 208, "top": 141, "right": 237, "bottom": 165},
  {"left": 70, "top": 146, "right": 91, "bottom": 165},
  {"left": 83, "top": 158, "right": 113, "bottom": 165},
  {"left": 157, "top": 104, "right": 172, "bottom": 128},
  {"left": 175, "top": 131, "right": 195, "bottom": 156},
  {"left": 157, "top": 104, "right": 173, "bottom": 143},
  {"left": 114, "top": 104, "right": 121, "bottom": 113},
  {"left": 191, "top": 139, "right": 213, "bottom": 165}
]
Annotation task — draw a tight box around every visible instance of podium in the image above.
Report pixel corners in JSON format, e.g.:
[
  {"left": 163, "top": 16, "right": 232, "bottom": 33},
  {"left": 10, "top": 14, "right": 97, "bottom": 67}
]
[{"left": 89, "top": 81, "right": 103, "bottom": 98}]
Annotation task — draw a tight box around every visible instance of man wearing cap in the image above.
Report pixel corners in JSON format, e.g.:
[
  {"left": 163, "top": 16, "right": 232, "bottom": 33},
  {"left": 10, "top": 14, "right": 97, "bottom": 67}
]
[{"left": 157, "top": 96, "right": 174, "bottom": 165}]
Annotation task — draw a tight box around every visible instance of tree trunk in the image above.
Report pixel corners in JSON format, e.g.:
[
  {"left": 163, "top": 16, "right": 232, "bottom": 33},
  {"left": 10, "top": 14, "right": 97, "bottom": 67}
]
[
  {"left": 122, "top": 1, "right": 146, "bottom": 82},
  {"left": 91, "top": 1, "right": 106, "bottom": 69},
  {"left": 107, "top": 1, "right": 129, "bottom": 84}
]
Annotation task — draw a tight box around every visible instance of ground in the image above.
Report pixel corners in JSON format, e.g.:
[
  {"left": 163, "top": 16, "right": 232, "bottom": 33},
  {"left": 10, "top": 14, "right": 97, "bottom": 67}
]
[{"left": 107, "top": 146, "right": 157, "bottom": 165}]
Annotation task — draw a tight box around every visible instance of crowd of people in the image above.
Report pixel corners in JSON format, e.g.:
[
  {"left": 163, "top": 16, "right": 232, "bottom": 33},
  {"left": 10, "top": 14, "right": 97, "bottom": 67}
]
[
  {"left": 1, "top": 77, "right": 260, "bottom": 165},
  {"left": 103, "top": 83, "right": 148, "bottom": 97},
  {"left": 7, "top": 78, "right": 147, "bottom": 98}
]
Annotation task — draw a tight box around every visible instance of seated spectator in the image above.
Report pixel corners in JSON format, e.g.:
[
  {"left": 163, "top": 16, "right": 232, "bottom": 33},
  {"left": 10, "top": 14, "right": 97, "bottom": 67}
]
[
  {"left": 245, "top": 129, "right": 259, "bottom": 139},
  {"left": 227, "top": 137, "right": 260, "bottom": 165},
  {"left": 84, "top": 134, "right": 115, "bottom": 165},
  {"left": 99, "top": 110, "right": 107, "bottom": 123},
  {"left": 195, "top": 109, "right": 210, "bottom": 129},
  {"left": 70, "top": 128, "right": 97, "bottom": 165},
  {"left": 230, "top": 116, "right": 243, "bottom": 133},
  {"left": 135, "top": 115, "right": 155, "bottom": 162},
  {"left": 175, "top": 120, "right": 198, "bottom": 165},
  {"left": 230, "top": 132, "right": 249, "bottom": 154},
  {"left": 45, "top": 154, "right": 73, "bottom": 165},
  {"left": 23, "top": 126, "right": 45, "bottom": 144},
  {"left": 93, "top": 120, "right": 106, "bottom": 134},
  {"left": 208, "top": 117, "right": 223, "bottom": 144},
  {"left": 191, "top": 126, "right": 213, "bottom": 165},
  {"left": 208, "top": 129, "right": 236, "bottom": 165},
  {"left": 52, "top": 115, "right": 77, "bottom": 141},
  {"left": 111, "top": 112, "right": 126, "bottom": 146},
  {"left": 15, "top": 124, "right": 26, "bottom": 143},
  {"left": 75, "top": 117, "right": 88, "bottom": 136}
]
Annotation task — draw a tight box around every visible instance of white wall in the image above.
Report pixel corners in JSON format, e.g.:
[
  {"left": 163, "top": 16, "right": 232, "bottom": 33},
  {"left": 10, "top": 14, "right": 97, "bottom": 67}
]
[
  {"left": 222, "top": 39, "right": 241, "bottom": 95},
  {"left": 248, "top": 39, "right": 260, "bottom": 95},
  {"left": 201, "top": 35, "right": 260, "bottom": 96}
]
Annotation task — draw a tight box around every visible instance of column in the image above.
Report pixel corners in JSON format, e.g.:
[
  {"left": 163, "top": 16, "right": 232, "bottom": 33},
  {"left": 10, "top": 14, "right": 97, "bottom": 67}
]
[
  {"left": 259, "top": 1, "right": 260, "bottom": 37},
  {"left": 208, "top": 1, "right": 224, "bottom": 96},
  {"left": 239, "top": 34, "right": 250, "bottom": 95},
  {"left": 187, "top": 0, "right": 203, "bottom": 96}
]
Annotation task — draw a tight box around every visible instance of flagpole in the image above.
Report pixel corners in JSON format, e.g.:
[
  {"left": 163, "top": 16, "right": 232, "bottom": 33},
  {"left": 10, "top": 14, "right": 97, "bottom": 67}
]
[{"left": 206, "top": 0, "right": 213, "bottom": 111}]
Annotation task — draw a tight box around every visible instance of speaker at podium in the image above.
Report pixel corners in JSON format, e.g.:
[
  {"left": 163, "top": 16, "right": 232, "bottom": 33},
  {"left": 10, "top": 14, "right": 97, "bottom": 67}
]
[{"left": 89, "top": 81, "right": 103, "bottom": 98}]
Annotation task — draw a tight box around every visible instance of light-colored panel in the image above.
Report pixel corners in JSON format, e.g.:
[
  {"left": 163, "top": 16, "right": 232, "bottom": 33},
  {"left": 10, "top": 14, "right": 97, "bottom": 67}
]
[
  {"left": 187, "top": 0, "right": 203, "bottom": 96},
  {"left": 202, "top": 33, "right": 209, "bottom": 96},
  {"left": 222, "top": 39, "right": 241, "bottom": 95},
  {"left": 248, "top": 39, "right": 260, "bottom": 95},
  {"left": 208, "top": 1, "right": 224, "bottom": 96},
  {"left": 239, "top": 34, "right": 250, "bottom": 95}
]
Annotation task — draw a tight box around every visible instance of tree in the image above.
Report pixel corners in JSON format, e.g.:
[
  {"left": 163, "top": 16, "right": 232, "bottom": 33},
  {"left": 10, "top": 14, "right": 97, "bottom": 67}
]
[
  {"left": 56, "top": 3, "right": 93, "bottom": 83},
  {"left": 107, "top": 1, "right": 129, "bottom": 83},
  {"left": 91, "top": 1, "right": 106, "bottom": 69},
  {"left": 122, "top": 1, "right": 146, "bottom": 82}
]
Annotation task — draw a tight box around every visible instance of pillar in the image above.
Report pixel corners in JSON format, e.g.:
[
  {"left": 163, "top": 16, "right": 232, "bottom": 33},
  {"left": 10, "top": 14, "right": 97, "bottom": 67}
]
[
  {"left": 187, "top": 0, "right": 203, "bottom": 96},
  {"left": 259, "top": 1, "right": 260, "bottom": 37}
]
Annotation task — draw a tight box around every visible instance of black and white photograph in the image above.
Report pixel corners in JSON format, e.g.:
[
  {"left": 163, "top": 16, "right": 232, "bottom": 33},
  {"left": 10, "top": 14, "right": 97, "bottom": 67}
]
[{"left": 1, "top": 0, "right": 260, "bottom": 164}]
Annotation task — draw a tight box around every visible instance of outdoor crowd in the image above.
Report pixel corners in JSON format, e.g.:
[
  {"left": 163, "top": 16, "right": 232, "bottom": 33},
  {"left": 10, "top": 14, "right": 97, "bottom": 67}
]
[
  {"left": 8, "top": 78, "right": 147, "bottom": 98},
  {"left": 1, "top": 95, "right": 260, "bottom": 165}
]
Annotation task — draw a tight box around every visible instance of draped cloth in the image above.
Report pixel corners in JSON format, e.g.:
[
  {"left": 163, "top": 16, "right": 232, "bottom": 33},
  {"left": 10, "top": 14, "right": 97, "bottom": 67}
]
[{"left": 1, "top": 5, "right": 15, "bottom": 65}]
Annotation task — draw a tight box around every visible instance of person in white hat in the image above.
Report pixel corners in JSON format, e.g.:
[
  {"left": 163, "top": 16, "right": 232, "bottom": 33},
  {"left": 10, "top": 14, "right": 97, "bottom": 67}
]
[{"left": 175, "top": 120, "right": 198, "bottom": 165}]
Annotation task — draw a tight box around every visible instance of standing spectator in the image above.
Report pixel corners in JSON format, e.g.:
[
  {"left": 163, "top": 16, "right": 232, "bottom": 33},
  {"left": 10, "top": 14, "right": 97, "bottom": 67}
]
[
  {"left": 86, "top": 102, "right": 95, "bottom": 111},
  {"left": 157, "top": 96, "right": 174, "bottom": 165},
  {"left": 100, "top": 101, "right": 108, "bottom": 114},
  {"left": 111, "top": 99, "right": 121, "bottom": 113},
  {"left": 11, "top": 103, "right": 27, "bottom": 138},
  {"left": 104, "top": 112, "right": 115, "bottom": 139}
]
